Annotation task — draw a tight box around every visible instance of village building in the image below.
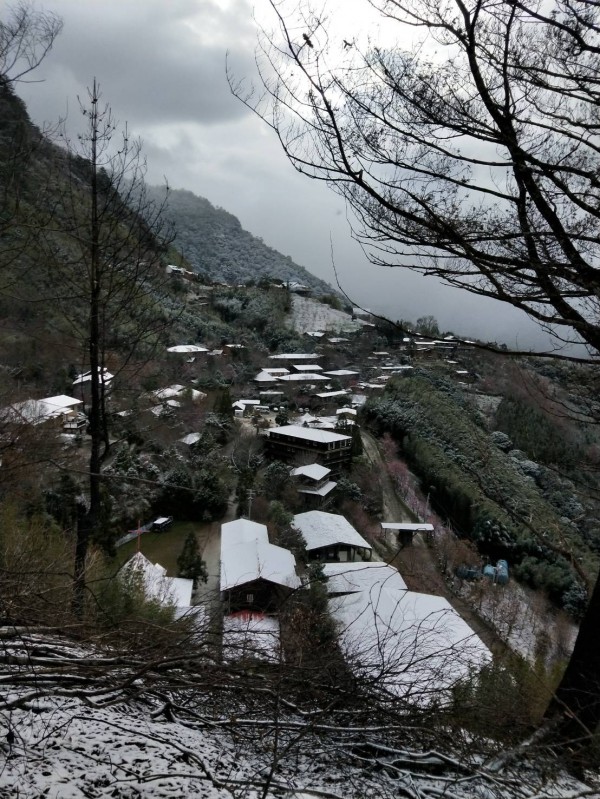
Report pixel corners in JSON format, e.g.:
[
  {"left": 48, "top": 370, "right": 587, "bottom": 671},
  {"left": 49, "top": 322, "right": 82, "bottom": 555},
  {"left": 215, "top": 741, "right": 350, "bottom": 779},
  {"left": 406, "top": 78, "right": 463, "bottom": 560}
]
[
  {"left": 322, "top": 561, "right": 407, "bottom": 595},
  {"left": 119, "top": 552, "right": 194, "bottom": 619},
  {"left": 381, "top": 522, "right": 435, "bottom": 548},
  {"left": 290, "top": 463, "right": 337, "bottom": 507},
  {"left": 293, "top": 511, "right": 372, "bottom": 563},
  {"left": 265, "top": 424, "right": 352, "bottom": 473},
  {"left": 220, "top": 519, "right": 300, "bottom": 613},
  {"left": 72, "top": 368, "right": 114, "bottom": 403},
  {"left": 1, "top": 394, "right": 84, "bottom": 430}
]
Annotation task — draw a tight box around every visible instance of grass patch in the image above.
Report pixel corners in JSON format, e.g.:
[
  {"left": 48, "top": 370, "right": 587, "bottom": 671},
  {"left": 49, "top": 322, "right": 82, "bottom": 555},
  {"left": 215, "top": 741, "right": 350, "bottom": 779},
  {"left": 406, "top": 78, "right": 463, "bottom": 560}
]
[{"left": 115, "top": 521, "right": 208, "bottom": 575}]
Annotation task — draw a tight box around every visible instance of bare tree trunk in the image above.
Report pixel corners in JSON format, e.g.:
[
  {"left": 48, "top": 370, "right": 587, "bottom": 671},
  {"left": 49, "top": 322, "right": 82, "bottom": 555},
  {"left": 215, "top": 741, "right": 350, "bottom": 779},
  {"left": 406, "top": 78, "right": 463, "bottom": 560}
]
[{"left": 546, "top": 574, "right": 600, "bottom": 770}]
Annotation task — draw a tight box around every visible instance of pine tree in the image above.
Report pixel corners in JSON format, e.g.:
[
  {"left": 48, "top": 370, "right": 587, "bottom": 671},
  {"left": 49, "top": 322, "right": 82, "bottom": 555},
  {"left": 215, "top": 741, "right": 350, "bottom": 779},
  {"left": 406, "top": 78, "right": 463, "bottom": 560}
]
[{"left": 177, "top": 531, "right": 208, "bottom": 589}]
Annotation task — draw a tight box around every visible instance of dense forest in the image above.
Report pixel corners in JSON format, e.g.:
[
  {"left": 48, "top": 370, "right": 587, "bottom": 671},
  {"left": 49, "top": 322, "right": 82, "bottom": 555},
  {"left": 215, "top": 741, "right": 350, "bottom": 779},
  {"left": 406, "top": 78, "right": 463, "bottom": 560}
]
[{"left": 147, "top": 185, "right": 335, "bottom": 293}]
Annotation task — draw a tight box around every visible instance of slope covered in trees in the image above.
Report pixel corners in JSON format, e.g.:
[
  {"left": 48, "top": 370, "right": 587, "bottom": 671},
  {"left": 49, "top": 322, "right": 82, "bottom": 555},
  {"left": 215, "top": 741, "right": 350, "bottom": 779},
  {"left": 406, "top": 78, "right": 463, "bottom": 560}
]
[{"left": 148, "top": 185, "right": 335, "bottom": 293}]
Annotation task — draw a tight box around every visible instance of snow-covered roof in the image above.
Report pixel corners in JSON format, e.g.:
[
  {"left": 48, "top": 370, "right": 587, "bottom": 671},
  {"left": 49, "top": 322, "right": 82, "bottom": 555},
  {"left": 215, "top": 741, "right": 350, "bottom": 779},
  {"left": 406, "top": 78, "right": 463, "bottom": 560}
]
[
  {"left": 381, "top": 523, "right": 434, "bottom": 532},
  {"left": 269, "top": 353, "right": 322, "bottom": 360},
  {"left": 44, "top": 395, "right": 83, "bottom": 410},
  {"left": 293, "top": 364, "right": 323, "bottom": 371},
  {"left": 153, "top": 384, "right": 185, "bottom": 400},
  {"left": 166, "top": 344, "right": 209, "bottom": 353},
  {"left": 293, "top": 511, "right": 371, "bottom": 551},
  {"left": 2, "top": 395, "right": 83, "bottom": 425},
  {"left": 330, "top": 588, "right": 491, "bottom": 701},
  {"left": 222, "top": 613, "right": 280, "bottom": 662},
  {"left": 324, "top": 370, "right": 359, "bottom": 377},
  {"left": 297, "top": 412, "right": 318, "bottom": 424},
  {"left": 322, "top": 562, "right": 407, "bottom": 594},
  {"left": 180, "top": 432, "right": 201, "bottom": 445},
  {"left": 254, "top": 371, "right": 279, "bottom": 383},
  {"left": 336, "top": 407, "right": 357, "bottom": 416},
  {"left": 298, "top": 480, "right": 337, "bottom": 498},
  {"left": 306, "top": 331, "right": 325, "bottom": 337},
  {"left": 220, "top": 541, "right": 301, "bottom": 591},
  {"left": 291, "top": 463, "right": 331, "bottom": 481},
  {"left": 150, "top": 400, "right": 180, "bottom": 415},
  {"left": 328, "top": 337, "right": 350, "bottom": 343},
  {"left": 314, "top": 390, "right": 348, "bottom": 398},
  {"left": 120, "top": 552, "right": 193, "bottom": 608},
  {"left": 269, "top": 425, "right": 351, "bottom": 444},
  {"left": 261, "top": 367, "right": 290, "bottom": 375},
  {"left": 73, "top": 368, "right": 114, "bottom": 385},
  {"left": 221, "top": 518, "right": 269, "bottom": 546},
  {"left": 279, "top": 373, "right": 329, "bottom": 382}
]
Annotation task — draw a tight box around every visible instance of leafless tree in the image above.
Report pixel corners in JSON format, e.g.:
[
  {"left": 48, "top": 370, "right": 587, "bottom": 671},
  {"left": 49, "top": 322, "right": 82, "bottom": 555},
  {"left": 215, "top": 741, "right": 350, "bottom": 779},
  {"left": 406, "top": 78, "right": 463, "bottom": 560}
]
[
  {"left": 0, "top": 1, "right": 62, "bottom": 87},
  {"left": 32, "top": 81, "right": 175, "bottom": 611},
  {"left": 233, "top": 0, "right": 600, "bottom": 358},
  {"left": 231, "top": 0, "right": 600, "bottom": 770}
]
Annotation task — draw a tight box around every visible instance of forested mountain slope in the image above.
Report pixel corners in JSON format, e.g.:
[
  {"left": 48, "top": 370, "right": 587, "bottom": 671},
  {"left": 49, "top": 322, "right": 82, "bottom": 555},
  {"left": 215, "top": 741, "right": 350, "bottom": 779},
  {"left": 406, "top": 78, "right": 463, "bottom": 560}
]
[{"left": 148, "top": 185, "right": 335, "bottom": 293}]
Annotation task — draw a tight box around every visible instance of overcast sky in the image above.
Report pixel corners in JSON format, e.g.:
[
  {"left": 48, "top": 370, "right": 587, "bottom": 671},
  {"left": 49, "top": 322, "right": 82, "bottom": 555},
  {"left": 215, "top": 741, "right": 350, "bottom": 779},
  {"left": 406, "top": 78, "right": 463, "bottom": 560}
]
[{"left": 14, "top": 0, "right": 567, "bottom": 350}]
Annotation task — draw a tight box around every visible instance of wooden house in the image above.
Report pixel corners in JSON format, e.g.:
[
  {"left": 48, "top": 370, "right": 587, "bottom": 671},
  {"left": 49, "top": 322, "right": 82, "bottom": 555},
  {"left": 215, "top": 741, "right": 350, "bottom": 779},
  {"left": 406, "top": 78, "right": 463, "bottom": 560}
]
[
  {"left": 265, "top": 424, "right": 352, "bottom": 474},
  {"left": 293, "top": 510, "right": 372, "bottom": 563},
  {"left": 220, "top": 519, "right": 300, "bottom": 614}
]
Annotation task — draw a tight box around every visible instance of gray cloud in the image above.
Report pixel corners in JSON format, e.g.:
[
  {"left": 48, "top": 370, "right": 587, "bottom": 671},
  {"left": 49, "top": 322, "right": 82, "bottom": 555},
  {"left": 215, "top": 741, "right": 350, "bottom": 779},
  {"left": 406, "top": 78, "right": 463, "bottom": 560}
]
[{"left": 13, "top": 0, "right": 577, "bottom": 353}]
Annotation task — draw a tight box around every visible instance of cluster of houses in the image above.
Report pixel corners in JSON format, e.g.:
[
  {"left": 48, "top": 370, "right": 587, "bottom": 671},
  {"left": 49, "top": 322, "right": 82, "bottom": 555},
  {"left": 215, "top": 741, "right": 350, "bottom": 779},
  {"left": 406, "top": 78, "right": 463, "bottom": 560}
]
[{"left": 217, "top": 510, "right": 491, "bottom": 695}]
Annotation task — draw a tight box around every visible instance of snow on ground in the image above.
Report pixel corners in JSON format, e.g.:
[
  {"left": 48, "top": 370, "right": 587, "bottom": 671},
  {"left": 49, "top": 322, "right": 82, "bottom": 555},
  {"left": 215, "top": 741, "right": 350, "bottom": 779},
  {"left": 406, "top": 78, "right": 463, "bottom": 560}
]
[
  {"left": 1, "top": 685, "right": 593, "bottom": 799},
  {"left": 222, "top": 612, "right": 280, "bottom": 662},
  {"left": 288, "top": 295, "right": 365, "bottom": 334}
]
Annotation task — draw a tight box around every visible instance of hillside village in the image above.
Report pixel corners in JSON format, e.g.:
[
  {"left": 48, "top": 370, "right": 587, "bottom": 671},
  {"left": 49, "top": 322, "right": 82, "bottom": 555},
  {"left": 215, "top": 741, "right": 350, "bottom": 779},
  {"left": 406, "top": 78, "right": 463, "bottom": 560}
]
[
  {"left": 2, "top": 58, "right": 600, "bottom": 795},
  {"left": 2, "top": 279, "right": 589, "bottom": 682}
]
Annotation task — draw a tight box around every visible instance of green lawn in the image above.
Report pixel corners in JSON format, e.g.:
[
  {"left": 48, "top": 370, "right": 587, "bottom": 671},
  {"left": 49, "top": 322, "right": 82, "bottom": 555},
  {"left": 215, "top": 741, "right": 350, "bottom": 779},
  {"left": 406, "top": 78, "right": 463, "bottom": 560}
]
[{"left": 115, "top": 521, "right": 208, "bottom": 575}]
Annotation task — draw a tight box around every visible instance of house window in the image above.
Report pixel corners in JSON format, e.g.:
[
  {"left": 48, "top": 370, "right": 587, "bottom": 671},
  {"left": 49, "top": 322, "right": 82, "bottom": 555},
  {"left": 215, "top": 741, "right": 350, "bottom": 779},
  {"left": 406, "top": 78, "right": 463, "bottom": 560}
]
[{"left": 246, "top": 593, "right": 254, "bottom": 603}]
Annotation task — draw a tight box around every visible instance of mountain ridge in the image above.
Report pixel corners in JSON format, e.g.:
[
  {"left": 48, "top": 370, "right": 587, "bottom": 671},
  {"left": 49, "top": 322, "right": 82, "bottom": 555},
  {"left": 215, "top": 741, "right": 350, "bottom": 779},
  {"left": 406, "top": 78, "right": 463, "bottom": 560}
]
[{"left": 148, "top": 185, "right": 336, "bottom": 294}]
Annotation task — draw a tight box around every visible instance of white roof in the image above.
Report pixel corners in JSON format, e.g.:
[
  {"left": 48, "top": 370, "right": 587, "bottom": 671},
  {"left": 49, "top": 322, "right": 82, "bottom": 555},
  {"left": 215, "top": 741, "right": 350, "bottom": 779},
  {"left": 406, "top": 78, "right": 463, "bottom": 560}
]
[
  {"left": 269, "top": 353, "right": 321, "bottom": 360},
  {"left": 2, "top": 395, "right": 82, "bottom": 425},
  {"left": 298, "top": 480, "right": 337, "bottom": 497},
  {"left": 293, "top": 511, "right": 371, "bottom": 551},
  {"left": 279, "top": 373, "right": 329, "bottom": 382},
  {"left": 336, "top": 407, "right": 357, "bottom": 416},
  {"left": 381, "top": 523, "right": 434, "bottom": 532},
  {"left": 261, "top": 367, "right": 290, "bottom": 375},
  {"left": 222, "top": 613, "right": 280, "bottom": 662},
  {"left": 43, "top": 395, "right": 83, "bottom": 410},
  {"left": 221, "top": 518, "right": 269, "bottom": 546},
  {"left": 293, "top": 364, "right": 323, "bottom": 371},
  {"left": 315, "top": 390, "right": 348, "bottom": 398},
  {"left": 330, "top": 588, "right": 491, "bottom": 701},
  {"left": 306, "top": 331, "right": 325, "bottom": 337},
  {"left": 120, "top": 552, "right": 193, "bottom": 608},
  {"left": 180, "top": 432, "right": 201, "bottom": 445},
  {"left": 73, "top": 368, "right": 114, "bottom": 385},
  {"left": 270, "top": 425, "right": 351, "bottom": 444},
  {"left": 154, "top": 384, "right": 185, "bottom": 400},
  {"left": 328, "top": 337, "right": 349, "bottom": 343},
  {"left": 167, "top": 344, "right": 209, "bottom": 353},
  {"left": 322, "top": 562, "right": 407, "bottom": 594},
  {"left": 297, "top": 412, "right": 318, "bottom": 424},
  {"left": 254, "top": 371, "right": 279, "bottom": 383},
  {"left": 324, "top": 370, "right": 359, "bottom": 377},
  {"left": 291, "top": 463, "right": 331, "bottom": 481},
  {"left": 220, "top": 540, "right": 301, "bottom": 591}
]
